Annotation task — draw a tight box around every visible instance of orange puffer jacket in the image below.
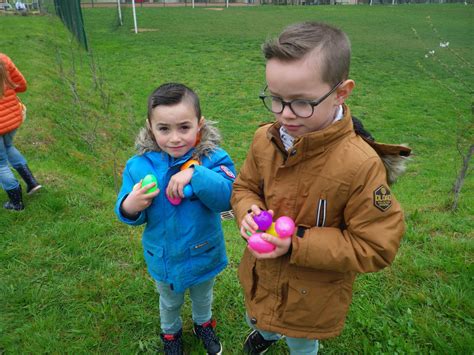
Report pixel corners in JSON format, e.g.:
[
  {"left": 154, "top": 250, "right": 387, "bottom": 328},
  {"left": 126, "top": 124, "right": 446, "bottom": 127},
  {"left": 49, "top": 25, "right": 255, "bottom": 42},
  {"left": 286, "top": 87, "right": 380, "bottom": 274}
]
[{"left": 0, "top": 53, "right": 27, "bottom": 135}]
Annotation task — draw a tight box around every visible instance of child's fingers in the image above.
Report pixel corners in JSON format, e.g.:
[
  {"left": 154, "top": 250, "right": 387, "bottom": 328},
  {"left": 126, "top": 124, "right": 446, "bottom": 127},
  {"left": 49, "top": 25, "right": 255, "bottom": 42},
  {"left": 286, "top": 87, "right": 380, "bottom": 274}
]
[
  {"left": 250, "top": 205, "right": 262, "bottom": 215},
  {"left": 132, "top": 181, "right": 142, "bottom": 191},
  {"left": 144, "top": 188, "right": 160, "bottom": 199},
  {"left": 167, "top": 181, "right": 183, "bottom": 199},
  {"left": 240, "top": 225, "right": 251, "bottom": 241},
  {"left": 166, "top": 184, "right": 175, "bottom": 199},
  {"left": 261, "top": 233, "right": 292, "bottom": 259},
  {"left": 242, "top": 217, "right": 257, "bottom": 234},
  {"left": 260, "top": 233, "right": 281, "bottom": 246},
  {"left": 177, "top": 185, "right": 185, "bottom": 198},
  {"left": 140, "top": 182, "right": 156, "bottom": 193},
  {"left": 244, "top": 212, "right": 259, "bottom": 231}
]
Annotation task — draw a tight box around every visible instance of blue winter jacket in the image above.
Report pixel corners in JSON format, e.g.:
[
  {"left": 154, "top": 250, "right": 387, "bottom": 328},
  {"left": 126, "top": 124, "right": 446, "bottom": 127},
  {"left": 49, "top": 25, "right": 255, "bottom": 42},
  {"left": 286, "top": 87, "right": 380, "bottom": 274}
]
[{"left": 115, "top": 122, "right": 236, "bottom": 292}]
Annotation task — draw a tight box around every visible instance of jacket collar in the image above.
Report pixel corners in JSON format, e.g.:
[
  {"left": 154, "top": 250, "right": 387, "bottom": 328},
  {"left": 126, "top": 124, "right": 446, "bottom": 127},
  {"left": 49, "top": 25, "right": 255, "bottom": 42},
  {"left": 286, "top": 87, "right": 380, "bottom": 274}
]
[{"left": 266, "top": 104, "right": 354, "bottom": 166}]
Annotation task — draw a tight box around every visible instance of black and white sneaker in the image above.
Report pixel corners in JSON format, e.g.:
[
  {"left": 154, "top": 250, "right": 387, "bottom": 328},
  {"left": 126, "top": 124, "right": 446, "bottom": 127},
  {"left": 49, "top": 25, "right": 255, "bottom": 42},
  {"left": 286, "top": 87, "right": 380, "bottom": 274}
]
[
  {"left": 160, "top": 329, "right": 184, "bottom": 355},
  {"left": 243, "top": 330, "right": 278, "bottom": 354},
  {"left": 193, "top": 319, "right": 223, "bottom": 355}
]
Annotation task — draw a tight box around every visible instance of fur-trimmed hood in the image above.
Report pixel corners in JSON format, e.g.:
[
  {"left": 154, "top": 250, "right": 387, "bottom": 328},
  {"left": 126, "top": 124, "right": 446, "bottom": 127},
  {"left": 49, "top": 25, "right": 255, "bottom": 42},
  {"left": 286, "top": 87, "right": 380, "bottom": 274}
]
[
  {"left": 368, "top": 142, "right": 411, "bottom": 185},
  {"left": 134, "top": 119, "right": 221, "bottom": 159},
  {"left": 352, "top": 116, "right": 411, "bottom": 185}
]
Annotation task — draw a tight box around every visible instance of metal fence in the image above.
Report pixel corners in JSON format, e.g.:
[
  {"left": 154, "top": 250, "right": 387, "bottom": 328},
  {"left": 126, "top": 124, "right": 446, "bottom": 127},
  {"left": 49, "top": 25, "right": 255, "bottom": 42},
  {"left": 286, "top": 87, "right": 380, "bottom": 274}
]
[
  {"left": 54, "top": 0, "right": 88, "bottom": 50},
  {"left": 0, "top": 1, "right": 88, "bottom": 50}
]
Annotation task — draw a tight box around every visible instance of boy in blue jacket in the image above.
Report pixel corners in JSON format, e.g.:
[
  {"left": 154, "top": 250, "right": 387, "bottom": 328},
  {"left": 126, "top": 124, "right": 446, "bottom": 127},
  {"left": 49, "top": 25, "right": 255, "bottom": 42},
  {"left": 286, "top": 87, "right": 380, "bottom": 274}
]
[{"left": 115, "top": 83, "right": 236, "bottom": 355}]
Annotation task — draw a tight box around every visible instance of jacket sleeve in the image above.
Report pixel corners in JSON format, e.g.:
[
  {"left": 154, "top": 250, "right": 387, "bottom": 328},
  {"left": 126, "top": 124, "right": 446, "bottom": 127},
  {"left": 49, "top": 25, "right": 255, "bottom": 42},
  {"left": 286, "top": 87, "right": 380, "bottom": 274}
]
[
  {"left": 5, "top": 55, "right": 27, "bottom": 93},
  {"left": 290, "top": 157, "right": 405, "bottom": 273},
  {"left": 114, "top": 161, "right": 146, "bottom": 226},
  {"left": 231, "top": 135, "right": 267, "bottom": 225},
  {"left": 190, "top": 149, "right": 236, "bottom": 213}
]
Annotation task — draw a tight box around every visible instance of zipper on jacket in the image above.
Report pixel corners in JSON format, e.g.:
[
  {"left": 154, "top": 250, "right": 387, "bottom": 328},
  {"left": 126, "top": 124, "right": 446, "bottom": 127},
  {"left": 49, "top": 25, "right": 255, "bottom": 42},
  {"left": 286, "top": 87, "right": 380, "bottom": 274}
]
[
  {"left": 316, "top": 193, "right": 327, "bottom": 227},
  {"left": 194, "top": 241, "right": 209, "bottom": 249}
]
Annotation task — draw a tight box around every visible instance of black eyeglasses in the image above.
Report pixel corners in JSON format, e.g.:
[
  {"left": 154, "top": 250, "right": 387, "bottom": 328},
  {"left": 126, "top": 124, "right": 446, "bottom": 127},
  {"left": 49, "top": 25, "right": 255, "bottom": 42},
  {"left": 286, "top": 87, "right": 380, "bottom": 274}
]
[{"left": 259, "top": 81, "right": 343, "bottom": 118}]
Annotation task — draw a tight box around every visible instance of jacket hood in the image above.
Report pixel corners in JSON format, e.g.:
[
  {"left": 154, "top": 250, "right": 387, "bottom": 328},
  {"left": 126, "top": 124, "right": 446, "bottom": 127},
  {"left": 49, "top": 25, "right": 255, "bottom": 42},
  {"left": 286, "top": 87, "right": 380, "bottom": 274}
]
[
  {"left": 351, "top": 115, "right": 411, "bottom": 185},
  {"left": 135, "top": 119, "right": 221, "bottom": 159},
  {"left": 381, "top": 152, "right": 411, "bottom": 185},
  {"left": 360, "top": 138, "right": 411, "bottom": 185}
]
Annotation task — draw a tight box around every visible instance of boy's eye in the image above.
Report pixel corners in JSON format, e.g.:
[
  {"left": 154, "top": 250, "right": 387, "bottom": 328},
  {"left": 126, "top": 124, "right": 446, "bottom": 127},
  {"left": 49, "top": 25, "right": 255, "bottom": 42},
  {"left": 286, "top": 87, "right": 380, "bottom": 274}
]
[
  {"left": 180, "top": 126, "right": 190, "bottom": 131},
  {"left": 158, "top": 127, "right": 169, "bottom": 132}
]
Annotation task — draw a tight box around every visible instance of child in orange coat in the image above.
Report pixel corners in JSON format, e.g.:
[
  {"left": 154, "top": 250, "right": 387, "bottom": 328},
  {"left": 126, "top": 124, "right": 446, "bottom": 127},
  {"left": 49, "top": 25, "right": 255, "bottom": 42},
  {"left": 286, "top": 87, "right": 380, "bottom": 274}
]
[{"left": 0, "top": 53, "right": 42, "bottom": 211}]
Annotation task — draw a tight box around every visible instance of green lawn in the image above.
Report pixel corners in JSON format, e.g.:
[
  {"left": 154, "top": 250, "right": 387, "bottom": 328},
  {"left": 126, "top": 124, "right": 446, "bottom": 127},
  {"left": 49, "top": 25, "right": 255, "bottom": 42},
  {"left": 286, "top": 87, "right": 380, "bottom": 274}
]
[{"left": 0, "top": 4, "right": 473, "bottom": 354}]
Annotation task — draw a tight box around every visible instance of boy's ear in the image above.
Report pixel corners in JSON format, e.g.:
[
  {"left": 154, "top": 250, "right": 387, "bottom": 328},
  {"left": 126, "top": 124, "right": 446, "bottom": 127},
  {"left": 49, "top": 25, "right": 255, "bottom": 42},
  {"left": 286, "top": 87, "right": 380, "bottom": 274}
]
[
  {"left": 335, "top": 80, "right": 355, "bottom": 105},
  {"left": 198, "top": 116, "right": 206, "bottom": 131}
]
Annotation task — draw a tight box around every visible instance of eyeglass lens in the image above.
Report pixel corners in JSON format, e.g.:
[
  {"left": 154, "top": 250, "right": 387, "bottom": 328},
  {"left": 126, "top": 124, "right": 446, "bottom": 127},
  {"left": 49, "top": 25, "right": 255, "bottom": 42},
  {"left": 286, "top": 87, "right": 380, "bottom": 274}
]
[{"left": 263, "top": 96, "right": 313, "bottom": 118}]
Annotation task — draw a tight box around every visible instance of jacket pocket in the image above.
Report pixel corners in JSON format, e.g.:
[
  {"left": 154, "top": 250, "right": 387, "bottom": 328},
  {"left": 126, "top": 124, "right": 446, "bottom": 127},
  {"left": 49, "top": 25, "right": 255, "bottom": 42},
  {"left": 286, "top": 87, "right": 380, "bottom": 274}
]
[
  {"left": 188, "top": 236, "right": 225, "bottom": 276},
  {"left": 143, "top": 246, "right": 166, "bottom": 279},
  {"left": 282, "top": 277, "right": 346, "bottom": 330}
]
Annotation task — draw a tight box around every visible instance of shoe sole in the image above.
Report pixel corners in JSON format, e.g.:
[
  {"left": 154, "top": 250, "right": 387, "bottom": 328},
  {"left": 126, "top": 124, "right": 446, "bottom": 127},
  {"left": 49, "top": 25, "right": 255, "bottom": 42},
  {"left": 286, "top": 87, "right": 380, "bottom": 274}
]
[{"left": 28, "top": 185, "right": 42, "bottom": 195}]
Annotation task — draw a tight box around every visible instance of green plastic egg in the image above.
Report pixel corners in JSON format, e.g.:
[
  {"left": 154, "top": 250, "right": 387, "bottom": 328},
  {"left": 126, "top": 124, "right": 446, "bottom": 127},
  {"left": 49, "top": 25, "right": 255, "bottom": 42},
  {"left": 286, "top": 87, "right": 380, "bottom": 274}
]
[{"left": 142, "top": 174, "right": 158, "bottom": 194}]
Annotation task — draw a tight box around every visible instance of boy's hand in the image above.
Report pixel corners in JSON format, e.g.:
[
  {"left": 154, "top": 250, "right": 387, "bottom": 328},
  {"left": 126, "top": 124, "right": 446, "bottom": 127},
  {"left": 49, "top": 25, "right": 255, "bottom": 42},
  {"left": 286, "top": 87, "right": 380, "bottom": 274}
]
[
  {"left": 166, "top": 168, "right": 194, "bottom": 199},
  {"left": 122, "top": 181, "right": 160, "bottom": 216},
  {"left": 239, "top": 205, "right": 274, "bottom": 241},
  {"left": 247, "top": 232, "right": 292, "bottom": 259}
]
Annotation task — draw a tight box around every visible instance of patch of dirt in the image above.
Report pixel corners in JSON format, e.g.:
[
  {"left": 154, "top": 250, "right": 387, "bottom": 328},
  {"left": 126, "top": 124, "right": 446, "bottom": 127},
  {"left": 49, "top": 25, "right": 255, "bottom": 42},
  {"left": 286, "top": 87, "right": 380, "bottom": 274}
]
[{"left": 131, "top": 28, "right": 160, "bottom": 32}]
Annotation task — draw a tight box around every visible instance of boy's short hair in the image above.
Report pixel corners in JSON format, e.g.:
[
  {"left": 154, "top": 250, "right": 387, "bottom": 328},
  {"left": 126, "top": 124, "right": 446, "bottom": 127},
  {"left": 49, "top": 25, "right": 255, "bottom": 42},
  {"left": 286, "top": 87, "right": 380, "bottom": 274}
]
[
  {"left": 147, "top": 82, "right": 201, "bottom": 121},
  {"left": 262, "top": 22, "right": 351, "bottom": 86}
]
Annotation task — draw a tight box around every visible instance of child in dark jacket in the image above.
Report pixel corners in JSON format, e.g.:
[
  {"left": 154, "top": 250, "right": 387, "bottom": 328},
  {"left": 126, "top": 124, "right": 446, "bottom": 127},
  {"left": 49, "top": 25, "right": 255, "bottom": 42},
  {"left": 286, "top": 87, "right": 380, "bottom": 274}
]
[
  {"left": 231, "top": 22, "right": 411, "bottom": 354},
  {"left": 115, "top": 83, "right": 236, "bottom": 355}
]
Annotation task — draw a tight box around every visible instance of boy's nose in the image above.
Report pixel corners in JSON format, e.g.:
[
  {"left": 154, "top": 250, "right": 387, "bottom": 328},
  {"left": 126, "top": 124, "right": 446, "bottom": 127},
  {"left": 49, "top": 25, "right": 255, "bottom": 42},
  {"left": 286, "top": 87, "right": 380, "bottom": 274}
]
[
  {"left": 281, "top": 105, "right": 297, "bottom": 120},
  {"left": 169, "top": 132, "right": 181, "bottom": 143}
]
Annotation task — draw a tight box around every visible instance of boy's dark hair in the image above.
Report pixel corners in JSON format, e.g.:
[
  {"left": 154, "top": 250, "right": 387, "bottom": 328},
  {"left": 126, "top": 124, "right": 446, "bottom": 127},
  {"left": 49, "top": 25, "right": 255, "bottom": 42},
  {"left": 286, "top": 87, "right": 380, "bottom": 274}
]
[
  {"left": 147, "top": 82, "right": 201, "bottom": 122},
  {"left": 262, "top": 22, "right": 351, "bottom": 86}
]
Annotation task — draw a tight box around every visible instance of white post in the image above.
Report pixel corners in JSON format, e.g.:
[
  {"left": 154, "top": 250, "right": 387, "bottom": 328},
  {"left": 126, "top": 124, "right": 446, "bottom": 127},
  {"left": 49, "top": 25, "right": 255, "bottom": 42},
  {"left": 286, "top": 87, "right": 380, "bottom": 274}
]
[
  {"left": 117, "top": 0, "right": 122, "bottom": 26},
  {"left": 226, "top": 0, "right": 229, "bottom": 7},
  {"left": 131, "top": 0, "right": 138, "bottom": 34},
  {"left": 192, "top": 0, "right": 195, "bottom": 8}
]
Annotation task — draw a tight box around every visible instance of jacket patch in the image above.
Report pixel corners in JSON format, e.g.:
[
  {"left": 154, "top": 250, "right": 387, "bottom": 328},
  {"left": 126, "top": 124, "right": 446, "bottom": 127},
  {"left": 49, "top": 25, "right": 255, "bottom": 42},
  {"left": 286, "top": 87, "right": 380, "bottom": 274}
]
[
  {"left": 220, "top": 165, "right": 235, "bottom": 179},
  {"left": 373, "top": 185, "right": 392, "bottom": 212}
]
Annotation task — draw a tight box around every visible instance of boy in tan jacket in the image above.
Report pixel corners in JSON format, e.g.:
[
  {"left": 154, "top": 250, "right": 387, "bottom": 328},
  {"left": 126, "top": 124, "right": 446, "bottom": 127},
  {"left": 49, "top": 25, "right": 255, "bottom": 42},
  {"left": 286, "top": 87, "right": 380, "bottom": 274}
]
[{"left": 231, "top": 22, "right": 411, "bottom": 354}]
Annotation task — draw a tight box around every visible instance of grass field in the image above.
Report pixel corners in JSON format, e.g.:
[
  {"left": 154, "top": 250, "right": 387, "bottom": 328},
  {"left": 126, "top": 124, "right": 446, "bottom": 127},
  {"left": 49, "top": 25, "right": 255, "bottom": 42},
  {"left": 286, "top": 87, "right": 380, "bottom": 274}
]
[{"left": 0, "top": 4, "right": 473, "bottom": 354}]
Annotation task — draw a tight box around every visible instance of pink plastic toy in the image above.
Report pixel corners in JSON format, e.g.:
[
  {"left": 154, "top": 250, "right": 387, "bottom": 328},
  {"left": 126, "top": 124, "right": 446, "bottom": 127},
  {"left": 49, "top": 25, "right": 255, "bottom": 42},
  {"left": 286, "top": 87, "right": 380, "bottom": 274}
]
[
  {"left": 167, "top": 194, "right": 182, "bottom": 205},
  {"left": 274, "top": 216, "right": 296, "bottom": 238},
  {"left": 253, "top": 211, "right": 273, "bottom": 231},
  {"left": 248, "top": 233, "right": 276, "bottom": 253},
  {"left": 166, "top": 184, "right": 193, "bottom": 205}
]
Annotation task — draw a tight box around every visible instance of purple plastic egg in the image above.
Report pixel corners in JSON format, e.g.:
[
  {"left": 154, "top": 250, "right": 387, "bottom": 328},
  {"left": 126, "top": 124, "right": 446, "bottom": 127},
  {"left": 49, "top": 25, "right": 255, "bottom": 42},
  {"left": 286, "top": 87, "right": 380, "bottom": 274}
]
[
  {"left": 275, "top": 216, "right": 296, "bottom": 238},
  {"left": 248, "top": 233, "right": 276, "bottom": 253},
  {"left": 253, "top": 211, "right": 273, "bottom": 231}
]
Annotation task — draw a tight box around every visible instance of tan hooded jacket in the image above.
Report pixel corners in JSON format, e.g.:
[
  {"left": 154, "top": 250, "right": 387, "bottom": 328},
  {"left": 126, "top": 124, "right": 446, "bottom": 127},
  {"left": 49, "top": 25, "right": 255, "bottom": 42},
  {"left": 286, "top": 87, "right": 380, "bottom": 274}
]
[{"left": 231, "top": 105, "right": 411, "bottom": 340}]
